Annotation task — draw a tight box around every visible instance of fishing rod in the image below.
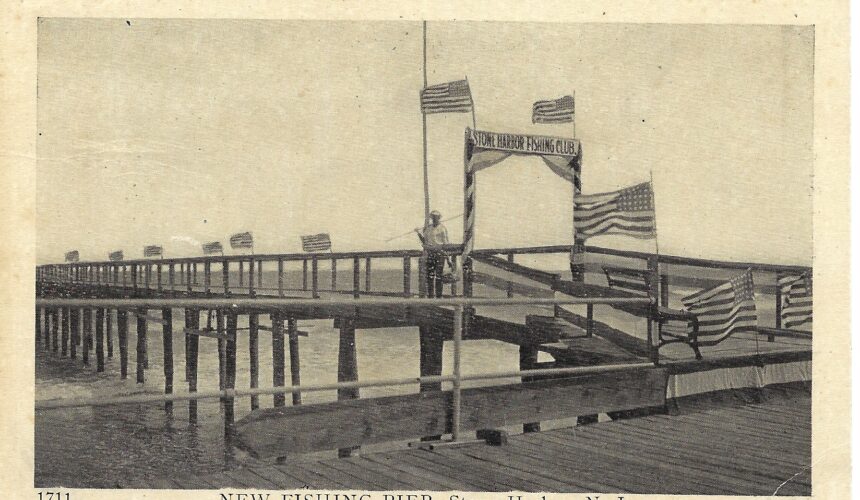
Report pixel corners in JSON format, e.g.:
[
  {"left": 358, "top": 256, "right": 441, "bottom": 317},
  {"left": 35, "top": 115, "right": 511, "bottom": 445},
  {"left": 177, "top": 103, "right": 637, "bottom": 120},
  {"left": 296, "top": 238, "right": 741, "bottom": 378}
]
[{"left": 384, "top": 213, "right": 463, "bottom": 242}]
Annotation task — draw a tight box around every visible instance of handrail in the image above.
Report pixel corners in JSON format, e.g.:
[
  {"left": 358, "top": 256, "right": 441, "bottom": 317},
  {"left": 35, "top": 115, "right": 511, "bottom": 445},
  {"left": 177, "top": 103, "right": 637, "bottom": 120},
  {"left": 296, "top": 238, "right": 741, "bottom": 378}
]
[{"left": 36, "top": 243, "right": 810, "bottom": 274}]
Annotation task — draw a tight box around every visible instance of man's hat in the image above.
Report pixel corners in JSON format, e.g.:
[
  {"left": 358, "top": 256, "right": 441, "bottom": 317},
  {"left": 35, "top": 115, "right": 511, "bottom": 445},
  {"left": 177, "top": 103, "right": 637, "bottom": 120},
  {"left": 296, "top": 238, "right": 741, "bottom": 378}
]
[{"left": 430, "top": 210, "right": 442, "bottom": 217}]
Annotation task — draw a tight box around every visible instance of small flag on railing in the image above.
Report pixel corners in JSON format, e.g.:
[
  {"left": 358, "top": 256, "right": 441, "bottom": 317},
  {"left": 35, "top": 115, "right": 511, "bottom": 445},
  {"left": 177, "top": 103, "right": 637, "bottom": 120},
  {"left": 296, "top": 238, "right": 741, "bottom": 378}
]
[
  {"left": 421, "top": 79, "right": 473, "bottom": 114},
  {"left": 143, "top": 245, "right": 163, "bottom": 257},
  {"left": 682, "top": 269, "right": 758, "bottom": 339},
  {"left": 202, "top": 241, "right": 223, "bottom": 255},
  {"left": 301, "top": 233, "right": 332, "bottom": 252},
  {"left": 109, "top": 250, "right": 124, "bottom": 262},
  {"left": 778, "top": 273, "right": 812, "bottom": 329},
  {"left": 532, "top": 95, "right": 575, "bottom": 124},
  {"left": 574, "top": 181, "right": 656, "bottom": 240},
  {"left": 229, "top": 232, "right": 254, "bottom": 250},
  {"left": 65, "top": 250, "right": 80, "bottom": 263}
]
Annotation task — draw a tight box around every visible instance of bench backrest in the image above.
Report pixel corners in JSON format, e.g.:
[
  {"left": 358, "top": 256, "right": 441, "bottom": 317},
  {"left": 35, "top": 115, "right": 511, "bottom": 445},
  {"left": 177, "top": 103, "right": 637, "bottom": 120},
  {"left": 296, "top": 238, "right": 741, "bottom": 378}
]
[{"left": 602, "top": 266, "right": 653, "bottom": 298}]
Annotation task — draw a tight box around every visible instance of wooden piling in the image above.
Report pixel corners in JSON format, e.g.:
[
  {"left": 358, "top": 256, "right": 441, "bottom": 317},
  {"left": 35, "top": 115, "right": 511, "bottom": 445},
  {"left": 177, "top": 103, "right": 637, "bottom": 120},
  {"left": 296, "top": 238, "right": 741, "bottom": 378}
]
[
  {"left": 365, "top": 257, "right": 372, "bottom": 292},
  {"left": 106, "top": 308, "right": 113, "bottom": 358},
  {"left": 248, "top": 259, "right": 256, "bottom": 296},
  {"left": 162, "top": 308, "right": 173, "bottom": 413},
  {"left": 450, "top": 254, "right": 458, "bottom": 296},
  {"left": 337, "top": 317, "right": 360, "bottom": 457},
  {"left": 61, "top": 307, "right": 69, "bottom": 357},
  {"left": 156, "top": 263, "right": 163, "bottom": 292},
  {"left": 277, "top": 258, "right": 284, "bottom": 297},
  {"left": 95, "top": 308, "right": 105, "bottom": 372},
  {"left": 287, "top": 317, "right": 301, "bottom": 405},
  {"left": 82, "top": 308, "right": 91, "bottom": 365},
  {"left": 117, "top": 309, "right": 128, "bottom": 379},
  {"left": 35, "top": 306, "right": 41, "bottom": 345},
  {"left": 225, "top": 312, "right": 238, "bottom": 427},
  {"left": 311, "top": 257, "right": 319, "bottom": 298},
  {"left": 193, "top": 263, "right": 198, "bottom": 286},
  {"left": 222, "top": 260, "right": 230, "bottom": 295},
  {"left": 331, "top": 258, "right": 337, "bottom": 290},
  {"left": 257, "top": 259, "right": 262, "bottom": 290},
  {"left": 69, "top": 308, "right": 78, "bottom": 359},
  {"left": 203, "top": 262, "right": 210, "bottom": 294},
  {"left": 507, "top": 253, "right": 515, "bottom": 298},
  {"left": 775, "top": 285, "right": 783, "bottom": 330},
  {"left": 271, "top": 312, "right": 285, "bottom": 407},
  {"left": 239, "top": 260, "right": 244, "bottom": 287},
  {"left": 660, "top": 274, "right": 670, "bottom": 307},
  {"left": 136, "top": 308, "right": 146, "bottom": 383},
  {"left": 520, "top": 344, "right": 541, "bottom": 433},
  {"left": 51, "top": 308, "right": 59, "bottom": 352},
  {"left": 586, "top": 303, "right": 594, "bottom": 337},
  {"left": 302, "top": 260, "right": 308, "bottom": 291},
  {"left": 186, "top": 308, "right": 199, "bottom": 423},
  {"left": 217, "top": 309, "right": 226, "bottom": 399},
  {"left": 168, "top": 263, "right": 175, "bottom": 293},
  {"left": 403, "top": 257, "right": 411, "bottom": 296},
  {"left": 353, "top": 257, "right": 361, "bottom": 299},
  {"left": 419, "top": 326, "right": 443, "bottom": 441},
  {"left": 249, "top": 313, "right": 259, "bottom": 410}
]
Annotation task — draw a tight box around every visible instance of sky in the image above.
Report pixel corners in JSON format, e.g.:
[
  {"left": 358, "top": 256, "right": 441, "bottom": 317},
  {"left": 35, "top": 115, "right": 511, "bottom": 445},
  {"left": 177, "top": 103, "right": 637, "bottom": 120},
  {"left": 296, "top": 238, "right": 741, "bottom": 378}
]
[{"left": 36, "top": 20, "right": 813, "bottom": 265}]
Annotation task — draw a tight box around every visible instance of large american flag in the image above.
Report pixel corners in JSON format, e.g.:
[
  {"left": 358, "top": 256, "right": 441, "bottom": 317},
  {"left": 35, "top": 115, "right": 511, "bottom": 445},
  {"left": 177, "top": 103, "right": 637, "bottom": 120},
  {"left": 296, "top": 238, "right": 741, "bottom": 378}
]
[
  {"left": 574, "top": 182, "right": 656, "bottom": 240},
  {"left": 230, "top": 232, "right": 253, "bottom": 249},
  {"left": 532, "top": 95, "right": 575, "bottom": 124},
  {"left": 420, "top": 79, "right": 473, "bottom": 114},
  {"left": 682, "top": 269, "right": 758, "bottom": 339},
  {"left": 778, "top": 273, "right": 812, "bottom": 329},
  {"left": 301, "top": 233, "right": 332, "bottom": 252},
  {"left": 64, "top": 250, "right": 79, "bottom": 263},
  {"left": 143, "top": 245, "right": 163, "bottom": 257},
  {"left": 108, "top": 250, "right": 123, "bottom": 262},
  {"left": 202, "top": 241, "right": 223, "bottom": 255}
]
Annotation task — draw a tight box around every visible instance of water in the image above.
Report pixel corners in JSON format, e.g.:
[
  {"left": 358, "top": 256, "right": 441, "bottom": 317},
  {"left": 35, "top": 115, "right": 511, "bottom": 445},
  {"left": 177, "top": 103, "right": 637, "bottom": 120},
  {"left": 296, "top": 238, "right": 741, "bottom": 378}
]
[{"left": 35, "top": 263, "right": 783, "bottom": 487}]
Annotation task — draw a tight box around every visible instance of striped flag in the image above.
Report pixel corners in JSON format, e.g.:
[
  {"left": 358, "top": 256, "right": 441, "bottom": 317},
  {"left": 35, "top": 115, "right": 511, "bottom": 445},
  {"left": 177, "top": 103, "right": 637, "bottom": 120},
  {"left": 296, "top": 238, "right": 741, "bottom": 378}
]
[
  {"left": 532, "top": 95, "right": 575, "bottom": 124},
  {"left": 109, "top": 250, "right": 124, "bottom": 262},
  {"left": 64, "top": 250, "right": 79, "bottom": 263},
  {"left": 421, "top": 79, "right": 473, "bottom": 114},
  {"left": 682, "top": 269, "right": 758, "bottom": 339},
  {"left": 301, "top": 233, "right": 332, "bottom": 252},
  {"left": 202, "top": 241, "right": 223, "bottom": 255},
  {"left": 778, "top": 273, "right": 812, "bottom": 329},
  {"left": 229, "top": 232, "right": 253, "bottom": 250},
  {"left": 574, "top": 182, "right": 656, "bottom": 240},
  {"left": 143, "top": 245, "right": 163, "bottom": 257}
]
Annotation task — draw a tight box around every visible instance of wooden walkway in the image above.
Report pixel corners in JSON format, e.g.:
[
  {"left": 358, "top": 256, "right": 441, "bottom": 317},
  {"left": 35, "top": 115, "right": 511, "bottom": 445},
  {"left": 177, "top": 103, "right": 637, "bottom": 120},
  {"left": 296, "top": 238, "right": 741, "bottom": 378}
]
[{"left": 131, "top": 393, "right": 811, "bottom": 495}]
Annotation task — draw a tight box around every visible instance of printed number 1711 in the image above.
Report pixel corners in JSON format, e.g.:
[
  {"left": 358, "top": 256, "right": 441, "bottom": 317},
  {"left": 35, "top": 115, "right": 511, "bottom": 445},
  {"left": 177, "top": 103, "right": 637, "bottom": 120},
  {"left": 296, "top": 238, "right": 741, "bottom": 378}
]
[{"left": 38, "top": 493, "right": 70, "bottom": 500}]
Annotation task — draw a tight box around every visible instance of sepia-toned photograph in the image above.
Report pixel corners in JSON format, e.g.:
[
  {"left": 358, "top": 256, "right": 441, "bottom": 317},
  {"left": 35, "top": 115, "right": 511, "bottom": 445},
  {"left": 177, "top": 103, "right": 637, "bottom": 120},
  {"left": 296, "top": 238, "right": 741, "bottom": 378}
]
[{"left": 6, "top": 4, "right": 845, "bottom": 497}]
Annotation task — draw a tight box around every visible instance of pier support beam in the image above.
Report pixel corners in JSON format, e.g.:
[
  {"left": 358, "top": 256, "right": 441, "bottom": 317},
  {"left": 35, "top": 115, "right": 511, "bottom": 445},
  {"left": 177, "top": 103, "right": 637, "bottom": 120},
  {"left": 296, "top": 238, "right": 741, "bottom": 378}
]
[
  {"left": 61, "top": 307, "right": 69, "bottom": 357},
  {"left": 271, "top": 312, "right": 285, "bottom": 408},
  {"left": 224, "top": 312, "right": 238, "bottom": 428},
  {"left": 288, "top": 317, "right": 302, "bottom": 405},
  {"left": 95, "top": 308, "right": 105, "bottom": 372},
  {"left": 519, "top": 344, "right": 541, "bottom": 433},
  {"left": 337, "top": 318, "right": 360, "bottom": 457},
  {"left": 117, "top": 309, "right": 128, "bottom": 379},
  {"left": 70, "top": 308, "right": 79, "bottom": 359},
  {"left": 35, "top": 306, "right": 41, "bottom": 346},
  {"left": 419, "top": 326, "right": 444, "bottom": 441},
  {"left": 51, "top": 308, "right": 59, "bottom": 353},
  {"left": 106, "top": 308, "right": 113, "bottom": 358},
  {"left": 162, "top": 308, "right": 174, "bottom": 414},
  {"left": 185, "top": 308, "right": 199, "bottom": 423},
  {"left": 42, "top": 308, "right": 50, "bottom": 350},
  {"left": 82, "top": 308, "right": 91, "bottom": 365},
  {"left": 249, "top": 313, "right": 259, "bottom": 410},
  {"left": 136, "top": 308, "right": 146, "bottom": 383}
]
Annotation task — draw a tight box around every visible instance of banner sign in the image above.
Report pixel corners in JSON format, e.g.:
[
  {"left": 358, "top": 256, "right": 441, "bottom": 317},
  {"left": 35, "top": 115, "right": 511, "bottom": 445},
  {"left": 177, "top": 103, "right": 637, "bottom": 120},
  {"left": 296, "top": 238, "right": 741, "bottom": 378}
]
[{"left": 469, "top": 128, "right": 580, "bottom": 156}]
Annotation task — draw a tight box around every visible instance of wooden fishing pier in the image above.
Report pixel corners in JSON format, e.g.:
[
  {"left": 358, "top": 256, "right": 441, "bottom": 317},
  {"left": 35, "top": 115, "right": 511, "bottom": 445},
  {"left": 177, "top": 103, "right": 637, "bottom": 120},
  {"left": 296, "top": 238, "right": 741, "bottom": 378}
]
[{"left": 34, "top": 244, "right": 812, "bottom": 494}]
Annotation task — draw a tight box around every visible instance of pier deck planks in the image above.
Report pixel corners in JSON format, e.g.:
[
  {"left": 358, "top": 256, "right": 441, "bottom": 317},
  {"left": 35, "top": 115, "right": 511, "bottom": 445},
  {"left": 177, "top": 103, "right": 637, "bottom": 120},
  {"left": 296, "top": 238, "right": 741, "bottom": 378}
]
[{"left": 152, "top": 394, "right": 810, "bottom": 495}]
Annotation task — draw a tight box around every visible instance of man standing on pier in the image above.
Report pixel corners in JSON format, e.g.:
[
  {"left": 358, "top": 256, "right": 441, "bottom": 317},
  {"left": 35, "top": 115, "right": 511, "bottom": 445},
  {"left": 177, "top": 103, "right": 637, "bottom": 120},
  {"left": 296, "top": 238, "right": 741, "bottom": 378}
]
[{"left": 416, "top": 210, "right": 449, "bottom": 298}]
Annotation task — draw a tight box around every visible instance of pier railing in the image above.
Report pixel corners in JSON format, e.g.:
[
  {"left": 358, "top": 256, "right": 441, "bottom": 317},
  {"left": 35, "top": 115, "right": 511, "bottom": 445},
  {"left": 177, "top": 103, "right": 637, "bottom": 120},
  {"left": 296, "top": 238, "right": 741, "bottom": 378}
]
[{"left": 34, "top": 295, "right": 653, "bottom": 450}]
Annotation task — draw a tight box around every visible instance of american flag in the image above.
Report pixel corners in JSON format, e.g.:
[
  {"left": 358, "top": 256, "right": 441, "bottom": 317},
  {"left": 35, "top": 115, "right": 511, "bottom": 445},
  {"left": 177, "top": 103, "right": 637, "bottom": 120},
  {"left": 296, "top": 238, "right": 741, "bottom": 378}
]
[
  {"left": 202, "top": 241, "right": 223, "bottom": 255},
  {"left": 230, "top": 232, "right": 253, "bottom": 249},
  {"left": 65, "top": 250, "right": 79, "bottom": 263},
  {"left": 301, "top": 233, "right": 332, "bottom": 252},
  {"left": 143, "top": 245, "right": 163, "bottom": 257},
  {"left": 682, "top": 269, "right": 758, "bottom": 339},
  {"left": 421, "top": 79, "right": 473, "bottom": 114},
  {"left": 778, "top": 273, "right": 812, "bottom": 329},
  {"left": 574, "top": 182, "right": 656, "bottom": 240},
  {"left": 532, "top": 95, "right": 575, "bottom": 124},
  {"left": 108, "top": 250, "right": 124, "bottom": 262}
]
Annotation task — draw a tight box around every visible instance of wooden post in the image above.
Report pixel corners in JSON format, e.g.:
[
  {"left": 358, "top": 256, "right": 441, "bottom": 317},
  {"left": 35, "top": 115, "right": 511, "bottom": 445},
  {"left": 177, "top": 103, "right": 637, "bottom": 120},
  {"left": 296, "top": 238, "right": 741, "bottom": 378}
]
[
  {"left": 51, "top": 308, "right": 59, "bottom": 352},
  {"left": 586, "top": 303, "right": 594, "bottom": 337},
  {"left": 775, "top": 284, "right": 783, "bottom": 330},
  {"left": 277, "top": 258, "right": 284, "bottom": 297},
  {"left": 302, "top": 259, "right": 308, "bottom": 291},
  {"left": 403, "top": 256, "right": 411, "bottom": 296},
  {"left": 82, "top": 308, "right": 91, "bottom": 365},
  {"left": 168, "top": 263, "right": 175, "bottom": 293},
  {"left": 337, "top": 317, "right": 360, "bottom": 457},
  {"left": 122, "top": 265, "right": 127, "bottom": 288},
  {"left": 520, "top": 344, "right": 541, "bottom": 433},
  {"left": 364, "top": 257, "right": 372, "bottom": 292},
  {"left": 450, "top": 254, "right": 458, "bottom": 296},
  {"left": 69, "top": 308, "right": 78, "bottom": 359},
  {"left": 162, "top": 308, "right": 173, "bottom": 413},
  {"left": 106, "top": 308, "right": 113, "bottom": 358},
  {"left": 660, "top": 274, "right": 670, "bottom": 307},
  {"left": 271, "top": 312, "right": 285, "bottom": 407},
  {"left": 647, "top": 255, "right": 660, "bottom": 364},
  {"left": 156, "top": 263, "right": 163, "bottom": 293},
  {"left": 222, "top": 260, "right": 230, "bottom": 295},
  {"left": 61, "top": 307, "right": 69, "bottom": 357},
  {"left": 118, "top": 309, "right": 128, "bottom": 379},
  {"left": 136, "top": 308, "right": 147, "bottom": 383},
  {"left": 186, "top": 261, "right": 192, "bottom": 295},
  {"left": 186, "top": 308, "right": 199, "bottom": 423},
  {"left": 217, "top": 309, "right": 226, "bottom": 400},
  {"left": 331, "top": 258, "right": 337, "bottom": 290},
  {"left": 288, "top": 317, "right": 301, "bottom": 405},
  {"left": 145, "top": 263, "right": 151, "bottom": 293},
  {"left": 239, "top": 260, "right": 244, "bottom": 287},
  {"left": 248, "top": 258, "right": 255, "bottom": 296},
  {"left": 95, "top": 308, "right": 105, "bottom": 372},
  {"left": 311, "top": 256, "right": 319, "bottom": 298},
  {"left": 193, "top": 262, "right": 198, "bottom": 286},
  {"left": 203, "top": 261, "right": 211, "bottom": 294},
  {"left": 507, "top": 253, "right": 515, "bottom": 298},
  {"left": 248, "top": 313, "right": 259, "bottom": 410},
  {"left": 419, "top": 326, "right": 443, "bottom": 441},
  {"left": 225, "top": 312, "right": 237, "bottom": 427},
  {"left": 35, "top": 306, "right": 42, "bottom": 346},
  {"left": 131, "top": 264, "right": 138, "bottom": 296},
  {"left": 462, "top": 257, "right": 473, "bottom": 297},
  {"left": 257, "top": 259, "right": 262, "bottom": 291},
  {"left": 352, "top": 257, "right": 360, "bottom": 299}
]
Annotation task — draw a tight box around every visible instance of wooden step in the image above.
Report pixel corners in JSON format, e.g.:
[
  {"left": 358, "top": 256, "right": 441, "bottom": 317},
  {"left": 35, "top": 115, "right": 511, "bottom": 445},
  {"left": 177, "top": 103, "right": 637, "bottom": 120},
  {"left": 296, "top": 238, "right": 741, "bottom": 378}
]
[{"left": 526, "top": 314, "right": 586, "bottom": 339}]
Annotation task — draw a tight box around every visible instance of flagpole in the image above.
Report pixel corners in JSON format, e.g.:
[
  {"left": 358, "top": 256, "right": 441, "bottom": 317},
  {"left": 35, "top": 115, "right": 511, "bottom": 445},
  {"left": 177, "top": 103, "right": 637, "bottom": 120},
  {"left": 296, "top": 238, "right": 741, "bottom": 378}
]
[
  {"left": 650, "top": 170, "right": 660, "bottom": 257},
  {"left": 467, "top": 75, "right": 477, "bottom": 129},
  {"left": 572, "top": 90, "right": 576, "bottom": 138},
  {"left": 421, "top": 20, "right": 430, "bottom": 221}
]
